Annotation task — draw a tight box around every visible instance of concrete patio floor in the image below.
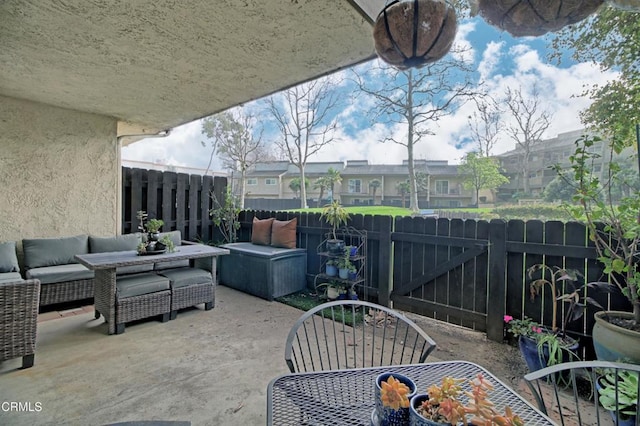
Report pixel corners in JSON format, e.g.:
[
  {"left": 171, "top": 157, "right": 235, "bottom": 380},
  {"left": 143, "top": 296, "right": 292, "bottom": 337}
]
[{"left": 0, "top": 285, "right": 554, "bottom": 426}]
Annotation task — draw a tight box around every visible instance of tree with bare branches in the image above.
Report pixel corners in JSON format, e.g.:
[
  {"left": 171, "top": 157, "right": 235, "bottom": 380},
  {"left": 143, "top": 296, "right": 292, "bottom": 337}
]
[
  {"left": 354, "top": 49, "right": 478, "bottom": 213},
  {"left": 265, "top": 78, "right": 341, "bottom": 208},
  {"left": 201, "top": 110, "right": 264, "bottom": 209},
  {"left": 503, "top": 85, "right": 552, "bottom": 194},
  {"left": 467, "top": 96, "right": 503, "bottom": 157}
]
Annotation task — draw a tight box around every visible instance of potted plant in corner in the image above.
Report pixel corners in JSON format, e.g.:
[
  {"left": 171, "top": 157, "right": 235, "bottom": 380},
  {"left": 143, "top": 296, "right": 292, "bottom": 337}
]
[
  {"left": 596, "top": 369, "right": 638, "bottom": 426},
  {"left": 320, "top": 200, "right": 350, "bottom": 255},
  {"left": 559, "top": 135, "right": 640, "bottom": 363}
]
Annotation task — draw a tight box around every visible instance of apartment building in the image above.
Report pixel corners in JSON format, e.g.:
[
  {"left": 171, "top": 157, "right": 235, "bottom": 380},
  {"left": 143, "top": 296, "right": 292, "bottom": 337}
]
[
  {"left": 242, "top": 159, "right": 474, "bottom": 208},
  {"left": 495, "top": 129, "right": 611, "bottom": 201}
]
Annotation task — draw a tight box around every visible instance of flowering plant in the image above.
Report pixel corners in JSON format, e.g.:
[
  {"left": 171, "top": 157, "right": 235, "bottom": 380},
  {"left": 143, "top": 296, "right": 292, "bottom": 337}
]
[
  {"left": 503, "top": 315, "right": 543, "bottom": 339},
  {"left": 380, "top": 375, "right": 411, "bottom": 410}
]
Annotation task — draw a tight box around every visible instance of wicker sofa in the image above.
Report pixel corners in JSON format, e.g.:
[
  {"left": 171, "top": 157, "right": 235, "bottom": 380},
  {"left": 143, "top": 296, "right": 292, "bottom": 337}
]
[{"left": 0, "top": 279, "right": 40, "bottom": 368}]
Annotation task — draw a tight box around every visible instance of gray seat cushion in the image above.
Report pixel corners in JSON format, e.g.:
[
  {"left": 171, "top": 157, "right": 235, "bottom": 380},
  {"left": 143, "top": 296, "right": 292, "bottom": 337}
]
[
  {"left": 116, "top": 273, "right": 170, "bottom": 298},
  {"left": 0, "top": 241, "right": 20, "bottom": 273},
  {"left": 0, "top": 272, "right": 23, "bottom": 284},
  {"left": 154, "top": 231, "right": 189, "bottom": 270},
  {"left": 25, "top": 264, "right": 94, "bottom": 284},
  {"left": 23, "top": 235, "right": 89, "bottom": 268},
  {"left": 158, "top": 267, "right": 212, "bottom": 289}
]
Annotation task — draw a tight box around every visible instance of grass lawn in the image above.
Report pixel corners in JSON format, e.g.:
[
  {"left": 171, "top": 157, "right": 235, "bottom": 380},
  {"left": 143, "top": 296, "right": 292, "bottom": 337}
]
[
  {"left": 288, "top": 205, "right": 493, "bottom": 216},
  {"left": 276, "top": 289, "right": 365, "bottom": 326}
]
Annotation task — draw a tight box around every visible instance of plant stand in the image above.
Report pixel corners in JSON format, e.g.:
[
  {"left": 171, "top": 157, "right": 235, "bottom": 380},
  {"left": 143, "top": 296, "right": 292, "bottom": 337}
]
[{"left": 315, "top": 227, "right": 367, "bottom": 301}]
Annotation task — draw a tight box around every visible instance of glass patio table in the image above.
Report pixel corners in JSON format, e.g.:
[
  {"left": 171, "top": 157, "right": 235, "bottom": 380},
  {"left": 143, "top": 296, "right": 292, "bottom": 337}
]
[{"left": 267, "top": 360, "right": 554, "bottom": 425}]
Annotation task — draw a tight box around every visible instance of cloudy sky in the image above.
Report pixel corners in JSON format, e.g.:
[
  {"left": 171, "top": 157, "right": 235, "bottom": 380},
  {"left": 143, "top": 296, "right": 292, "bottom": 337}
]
[{"left": 122, "top": 14, "right": 617, "bottom": 172}]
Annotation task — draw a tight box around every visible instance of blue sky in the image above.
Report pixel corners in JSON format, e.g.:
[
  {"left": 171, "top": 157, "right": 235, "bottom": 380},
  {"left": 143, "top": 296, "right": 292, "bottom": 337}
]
[{"left": 122, "top": 14, "right": 617, "bottom": 171}]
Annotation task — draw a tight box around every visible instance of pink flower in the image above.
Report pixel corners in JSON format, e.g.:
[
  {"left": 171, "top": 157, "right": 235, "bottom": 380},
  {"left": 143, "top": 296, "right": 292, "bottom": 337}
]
[
  {"left": 532, "top": 326, "right": 542, "bottom": 334},
  {"left": 503, "top": 315, "right": 513, "bottom": 323}
]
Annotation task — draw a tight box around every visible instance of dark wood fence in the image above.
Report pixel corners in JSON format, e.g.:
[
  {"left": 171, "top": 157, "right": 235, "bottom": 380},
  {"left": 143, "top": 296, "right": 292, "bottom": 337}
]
[{"left": 122, "top": 167, "right": 227, "bottom": 243}]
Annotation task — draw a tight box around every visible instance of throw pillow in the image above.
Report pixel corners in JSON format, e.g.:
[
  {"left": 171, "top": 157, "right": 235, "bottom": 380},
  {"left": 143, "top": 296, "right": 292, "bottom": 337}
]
[
  {"left": 0, "top": 241, "right": 20, "bottom": 273},
  {"left": 251, "top": 217, "right": 275, "bottom": 245},
  {"left": 271, "top": 218, "right": 297, "bottom": 249}
]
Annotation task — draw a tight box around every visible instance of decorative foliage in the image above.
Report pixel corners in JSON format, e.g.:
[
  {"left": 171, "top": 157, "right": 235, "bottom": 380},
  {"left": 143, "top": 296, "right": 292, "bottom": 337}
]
[
  {"left": 598, "top": 370, "right": 639, "bottom": 418},
  {"left": 381, "top": 375, "right": 412, "bottom": 411},
  {"left": 320, "top": 201, "right": 350, "bottom": 241},
  {"left": 209, "top": 188, "right": 240, "bottom": 244}
]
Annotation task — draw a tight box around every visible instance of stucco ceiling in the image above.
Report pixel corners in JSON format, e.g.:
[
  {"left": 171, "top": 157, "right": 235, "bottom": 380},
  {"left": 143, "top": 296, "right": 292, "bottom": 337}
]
[{"left": 0, "top": 0, "right": 382, "bottom": 135}]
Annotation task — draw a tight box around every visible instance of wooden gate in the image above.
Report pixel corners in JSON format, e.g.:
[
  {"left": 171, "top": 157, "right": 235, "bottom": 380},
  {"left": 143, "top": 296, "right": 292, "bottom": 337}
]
[{"left": 390, "top": 217, "right": 502, "bottom": 338}]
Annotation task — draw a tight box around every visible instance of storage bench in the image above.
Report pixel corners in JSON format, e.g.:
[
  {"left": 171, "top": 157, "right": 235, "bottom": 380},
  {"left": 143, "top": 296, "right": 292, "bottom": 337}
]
[{"left": 219, "top": 242, "right": 307, "bottom": 301}]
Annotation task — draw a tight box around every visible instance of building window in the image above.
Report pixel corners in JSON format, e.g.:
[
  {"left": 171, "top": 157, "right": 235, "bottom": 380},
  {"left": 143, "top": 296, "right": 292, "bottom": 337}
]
[
  {"left": 435, "top": 180, "right": 448, "bottom": 195},
  {"left": 247, "top": 178, "right": 257, "bottom": 185},
  {"left": 348, "top": 179, "right": 361, "bottom": 193},
  {"left": 265, "top": 178, "right": 277, "bottom": 185}
]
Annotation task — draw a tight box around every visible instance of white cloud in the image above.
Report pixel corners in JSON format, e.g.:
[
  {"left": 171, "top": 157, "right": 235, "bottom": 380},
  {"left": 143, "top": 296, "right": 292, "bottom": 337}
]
[{"left": 478, "top": 41, "right": 504, "bottom": 79}]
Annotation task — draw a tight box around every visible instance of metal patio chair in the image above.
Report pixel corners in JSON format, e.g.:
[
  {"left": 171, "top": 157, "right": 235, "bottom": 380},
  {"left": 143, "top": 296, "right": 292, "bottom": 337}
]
[
  {"left": 524, "top": 360, "right": 640, "bottom": 426},
  {"left": 284, "top": 300, "right": 437, "bottom": 373}
]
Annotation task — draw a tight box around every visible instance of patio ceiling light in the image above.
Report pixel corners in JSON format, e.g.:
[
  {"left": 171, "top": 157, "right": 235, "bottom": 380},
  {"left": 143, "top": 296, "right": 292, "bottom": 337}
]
[
  {"left": 373, "top": 0, "right": 458, "bottom": 70},
  {"left": 471, "top": 0, "right": 605, "bottom": 37}
]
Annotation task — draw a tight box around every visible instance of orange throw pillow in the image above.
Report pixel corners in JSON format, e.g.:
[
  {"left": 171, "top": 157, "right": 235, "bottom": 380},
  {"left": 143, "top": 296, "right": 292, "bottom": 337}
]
[
  {"left": 251, "top": 217, "right": 275, "bottom": 245},
  {"left": 271, "top": 218, "right": 297, "bottom": 249}
]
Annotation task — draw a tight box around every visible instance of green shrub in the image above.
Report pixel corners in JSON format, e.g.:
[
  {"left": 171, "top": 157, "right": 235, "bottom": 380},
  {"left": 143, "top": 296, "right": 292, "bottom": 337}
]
[{"left": 483, "top": 203, "right": 574, "bottom": 221}]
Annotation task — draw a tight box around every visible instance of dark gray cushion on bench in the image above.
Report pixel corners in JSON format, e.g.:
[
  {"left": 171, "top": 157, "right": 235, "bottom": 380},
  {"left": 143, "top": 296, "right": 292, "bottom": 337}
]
[
  {"left": 23, "top": 234, "right": 89, "bottom": 269},
  {"left": 158, "top": 267, "right": 212, "bottom": 288},
  {"left": 154, "top": 231, "right": 190, "bottom": 270},
  {"left": 116, "top": 273, "right": 170, "bottom": 298},
  {"left": 89, "top": 234, "right": 154, "bottom": 275},
  {"left": 26, "top": 264, "right": 94, "bottom": 284},
  {"left": 0, "top": 241, "right": 20, "bottom": 273},
  {"left": 0, "top": 272, "right": 23, "bottom": 284}
]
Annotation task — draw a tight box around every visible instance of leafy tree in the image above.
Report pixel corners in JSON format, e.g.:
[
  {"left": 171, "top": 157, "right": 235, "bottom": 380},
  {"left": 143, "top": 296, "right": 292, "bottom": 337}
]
[
  {"left": 458, "top": 152, "right": 509, "bottom": 207},
  {"left": 549, "top": 7, "right": 640, "bottom": 150},
  {"left": 209, "top": 188, "right": 240, "bottom": 244},
  {"left": 201, "top": 110, "right": 264, "bottom": 209},
  {"left": 326, "top": 167, "right": 342, "bottom": 202},
  {"left": 265, "top": 77, "right": 341, "bottom": 208},
  {"left": 396, "top": 181, "right": 411, "bottom": 208},
  {"left": 503, "top": 84, "right": 552, "bottom": 194},
  {"left": 354, "top": 45, "right": 477, "bottom": 213},
  {"left": 542, "top": 172, "right": 577, "bottom": 203},
  {"left": 369, "top": 178, "right": 382, "bottom": 205},
  {"left": 289, "top": 177, "right": 309, "bottom": 199},
  {"left": 313, "top": 176, "right": 330, "bottom": 207}
]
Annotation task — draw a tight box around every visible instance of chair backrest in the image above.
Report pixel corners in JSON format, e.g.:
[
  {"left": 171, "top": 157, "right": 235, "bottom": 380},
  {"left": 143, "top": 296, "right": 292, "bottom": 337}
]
[
  {"left": 284, "top": 300, "right": 436, "bottom": 373},
  {"left": 524, "top": 360, "right": 640, "bottom": 426}
]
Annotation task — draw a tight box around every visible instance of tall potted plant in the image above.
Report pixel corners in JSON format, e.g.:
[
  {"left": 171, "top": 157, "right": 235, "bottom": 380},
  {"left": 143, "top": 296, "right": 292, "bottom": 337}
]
[
  {"left": 320, "top": 200, "right": 350, "bottom": 254},
  {"left": 560, "top": 135, "right": 640, "bottom": 363}
]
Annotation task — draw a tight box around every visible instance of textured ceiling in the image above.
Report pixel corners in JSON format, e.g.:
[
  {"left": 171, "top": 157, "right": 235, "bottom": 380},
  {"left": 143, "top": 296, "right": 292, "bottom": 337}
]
[{"left": 0, "top": 0, "right": 380, "bottom": 134}]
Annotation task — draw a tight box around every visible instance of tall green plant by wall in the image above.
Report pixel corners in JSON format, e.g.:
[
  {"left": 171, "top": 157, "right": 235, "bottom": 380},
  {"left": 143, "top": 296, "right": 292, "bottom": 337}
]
[{"left": 209, "top": 188, "right": 240, "bottom": 244}]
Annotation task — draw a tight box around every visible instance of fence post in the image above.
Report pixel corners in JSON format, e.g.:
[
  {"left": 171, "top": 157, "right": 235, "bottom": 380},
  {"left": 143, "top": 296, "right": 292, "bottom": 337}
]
[
  {"left": 487, "top": 219, "right": 507, "bottom": 342},
  {"left": 378, "top": 215, "right": 393, "bottom": 307}
]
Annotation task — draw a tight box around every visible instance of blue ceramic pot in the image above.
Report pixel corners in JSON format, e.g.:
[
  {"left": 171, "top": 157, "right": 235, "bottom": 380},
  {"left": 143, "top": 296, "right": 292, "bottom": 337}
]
[
  {"left": 375, "top": 372, "right": 417, "bottom": 426},
  {"left": 409, "top": 394, "right": 449, "bottom": 426},
  {"left": 518, "top": 334, "right": 579, "bottom": 373},
  {"left": 326, "top": 264, "right": 337, "bottom": 276}
]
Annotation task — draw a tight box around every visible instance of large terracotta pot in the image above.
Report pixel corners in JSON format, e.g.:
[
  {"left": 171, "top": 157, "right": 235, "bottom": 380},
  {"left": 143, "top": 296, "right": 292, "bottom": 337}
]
[{"left": 592, "top": 311, "right": 640, "bottom": 363}]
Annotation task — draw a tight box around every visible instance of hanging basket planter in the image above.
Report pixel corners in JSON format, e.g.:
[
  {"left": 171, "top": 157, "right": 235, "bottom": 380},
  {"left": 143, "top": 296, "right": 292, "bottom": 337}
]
[
  {"left": 472, "top": 0, "right": 604, "bottom": 37},
  {"left": 373, "top": 0, "right": 458, "bottom": 70},
  {"left": 607, "top": 0, "right": 640, "bottom": 11}
]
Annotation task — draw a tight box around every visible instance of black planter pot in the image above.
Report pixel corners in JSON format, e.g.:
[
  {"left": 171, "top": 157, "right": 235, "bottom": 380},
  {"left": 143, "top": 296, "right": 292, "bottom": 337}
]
[{"left": 326, "top": 239, "right": 345, "bottom": 255}]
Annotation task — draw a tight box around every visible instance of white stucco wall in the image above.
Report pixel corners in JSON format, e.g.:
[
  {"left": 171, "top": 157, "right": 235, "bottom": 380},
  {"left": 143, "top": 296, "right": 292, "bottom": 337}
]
[{"left": 0, "top": 96, "right": 118, "bottom": 244}]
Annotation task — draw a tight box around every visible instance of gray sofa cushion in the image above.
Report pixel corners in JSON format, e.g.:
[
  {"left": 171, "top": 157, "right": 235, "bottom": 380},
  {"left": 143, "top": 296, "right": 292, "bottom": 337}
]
[
  {"left": 0, "top": 241, "right": 20, "bottom": 273},
  {"left": 89, "top": 233, "right": 141, "bottom": 253},
  {"left": 25, "top": 264, "right": 94, "bottom": 284},
  {"left": 116, "top": 273, "right": 170, "bottom": 298},
  {"left": 89, "top": 234, "right": 153, "bottom": 275},
  {"left": 0, "top": 272, "right": 23, "bottom": 284},
  {"left": 23, "top": 235, "right": 89, "bottom": 269},
  {"left": 154, "top": 231, "right": 189, "bottom": 270},
  {"left": 158, "top": 267, "right": 212, "bottom": 288}
]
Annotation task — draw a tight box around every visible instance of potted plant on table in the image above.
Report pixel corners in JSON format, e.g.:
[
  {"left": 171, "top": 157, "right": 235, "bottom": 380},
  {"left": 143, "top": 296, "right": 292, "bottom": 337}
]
[
  {"left": 559, "top": 135, "right": 640, "bottom": 362},
  {"left": 320, "top": 200, "right": 350, "bottom": 255},
  {"left": 409, "top": 374, "right": 524, "bottom": 425},
  {"left": 375, "top": 373, "right": 417, "bottom": 425},
  {"left": 136, "top": 210, "right": 169, "bottom": 254}
]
